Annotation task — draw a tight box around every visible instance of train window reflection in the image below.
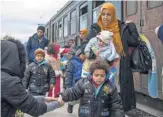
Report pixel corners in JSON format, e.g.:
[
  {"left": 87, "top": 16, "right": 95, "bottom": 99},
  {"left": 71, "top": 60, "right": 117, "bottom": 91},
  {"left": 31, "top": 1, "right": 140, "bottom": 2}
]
[
  {"left": 126, "top": 1, "right": 137, "bottom": 16},
  {"left": 147, "top": 1, "right": 163, "bottom": 9}
]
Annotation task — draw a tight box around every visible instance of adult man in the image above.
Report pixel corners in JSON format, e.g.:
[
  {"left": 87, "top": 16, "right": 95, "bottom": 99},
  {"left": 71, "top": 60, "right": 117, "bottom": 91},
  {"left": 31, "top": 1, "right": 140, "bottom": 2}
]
[{"left": 26, "top": 26, "right": 49, "bottom": 64}]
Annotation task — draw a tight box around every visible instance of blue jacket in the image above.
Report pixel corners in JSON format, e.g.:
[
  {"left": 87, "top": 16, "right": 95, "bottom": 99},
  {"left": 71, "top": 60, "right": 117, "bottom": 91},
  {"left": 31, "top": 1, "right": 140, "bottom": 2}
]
[
  {"left": 65, "top": 56, "right": 83, "bottom": 88},
  {"left": 26, "top": 33, "right": 49, "bottom": 63}
]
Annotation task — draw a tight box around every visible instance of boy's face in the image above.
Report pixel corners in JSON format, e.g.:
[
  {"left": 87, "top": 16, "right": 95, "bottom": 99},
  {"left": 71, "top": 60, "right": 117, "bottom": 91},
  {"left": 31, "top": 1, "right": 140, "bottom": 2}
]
[
  {"left": 79, "top": 53, "right": 86, "bottom": 62},
  {"left": 92, "top": 69, "right": 106, "bottom": 84},
  {"left": 35, "top": 54, "right": 44, "bottom": 63}
]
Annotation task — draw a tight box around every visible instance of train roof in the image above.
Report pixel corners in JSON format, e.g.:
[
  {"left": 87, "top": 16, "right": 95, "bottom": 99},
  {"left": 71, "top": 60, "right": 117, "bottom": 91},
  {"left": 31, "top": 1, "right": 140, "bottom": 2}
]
[{"left": 45, "top": 1, "right": 73, "bottom": 26}]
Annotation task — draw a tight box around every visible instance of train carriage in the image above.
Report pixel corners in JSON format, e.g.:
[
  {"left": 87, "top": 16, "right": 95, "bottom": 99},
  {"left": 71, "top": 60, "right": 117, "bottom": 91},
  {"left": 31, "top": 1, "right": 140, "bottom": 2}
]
[{"left": 45, "top": 0, "right": 163, "bottom": 114}]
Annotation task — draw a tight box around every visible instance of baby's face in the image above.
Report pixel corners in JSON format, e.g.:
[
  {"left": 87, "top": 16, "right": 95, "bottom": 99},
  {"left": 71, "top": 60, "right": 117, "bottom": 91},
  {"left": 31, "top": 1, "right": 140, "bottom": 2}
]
[{"left": 98, "top": 38, "right": 105, "bottom": 47}]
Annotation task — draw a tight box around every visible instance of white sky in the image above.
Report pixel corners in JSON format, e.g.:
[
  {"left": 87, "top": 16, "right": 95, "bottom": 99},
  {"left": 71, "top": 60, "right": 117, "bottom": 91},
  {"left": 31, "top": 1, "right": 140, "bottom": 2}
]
[{"left": 1, "top": 0, "right": 69, "bottom": 43}]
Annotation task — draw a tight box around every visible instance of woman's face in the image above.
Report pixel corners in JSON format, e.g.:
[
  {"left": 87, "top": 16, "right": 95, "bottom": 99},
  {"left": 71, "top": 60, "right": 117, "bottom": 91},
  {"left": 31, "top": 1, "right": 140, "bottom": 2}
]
[
  {"left": 101, "top": 9, "right": 113, "bottom": 26},
  {"left": 92, "top": 69, "right": 106, "bottom": 84}
]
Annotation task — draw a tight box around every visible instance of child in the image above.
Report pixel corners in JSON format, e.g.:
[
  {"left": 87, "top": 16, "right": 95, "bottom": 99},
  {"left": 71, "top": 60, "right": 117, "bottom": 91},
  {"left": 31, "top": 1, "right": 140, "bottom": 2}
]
[
  {"left": 22, "top": 48, "right": 55, "bottom": 96},
  {"left": 84, "top": 30, "right": 119, "bottom": 61},
  {"left": 65, "top": 48, "right": 85, "bottom": 113},
  {"left": 59, "top": 59, "right": 125, "bottom": 117},
  {"left": 45, "top": 43, "right": 61, "bottom": 98}
]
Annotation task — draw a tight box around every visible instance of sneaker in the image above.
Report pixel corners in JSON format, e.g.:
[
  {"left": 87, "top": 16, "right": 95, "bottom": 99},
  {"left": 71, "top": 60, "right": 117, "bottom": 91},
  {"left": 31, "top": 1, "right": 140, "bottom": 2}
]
[{"left": 67, "top": 104, "right": 73, "bottom": 113}]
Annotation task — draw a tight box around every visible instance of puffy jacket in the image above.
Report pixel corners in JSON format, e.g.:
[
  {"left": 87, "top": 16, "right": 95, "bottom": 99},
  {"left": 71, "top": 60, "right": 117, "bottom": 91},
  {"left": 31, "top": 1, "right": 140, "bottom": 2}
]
[
  {"left": 22, "top": 60, "right": 55, "bottom": 95},
  {"left": 1, "top": 40, "right": 47, "bottom": 117},
  {"left": 26, "top": 33, "right": 49, "bottom": 63},
  {"left": 65, "top": 56, "right": 83, "bottom": 88},
  {"left": 61, "top": 78, "right": 125, "bottom": 117}
]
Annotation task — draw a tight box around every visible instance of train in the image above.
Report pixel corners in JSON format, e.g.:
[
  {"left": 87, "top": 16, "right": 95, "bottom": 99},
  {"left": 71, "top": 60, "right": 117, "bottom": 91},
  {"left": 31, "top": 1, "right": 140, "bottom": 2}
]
[{"left": 45, "top": 0, "right": 163, "bottom": 114}]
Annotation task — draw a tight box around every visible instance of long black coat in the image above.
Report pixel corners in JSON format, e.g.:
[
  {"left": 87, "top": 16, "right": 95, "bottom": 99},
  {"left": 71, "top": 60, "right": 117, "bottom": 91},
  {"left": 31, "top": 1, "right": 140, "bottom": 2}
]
[{"left": 85, "top": 21, "right": 139, "bottom": 111}]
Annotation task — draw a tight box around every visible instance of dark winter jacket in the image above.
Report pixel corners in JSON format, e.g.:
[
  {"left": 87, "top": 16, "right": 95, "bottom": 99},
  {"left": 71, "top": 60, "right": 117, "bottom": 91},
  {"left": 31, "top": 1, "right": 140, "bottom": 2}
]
[
  {"left": 85, "top": 21, "right": 139, "bottom": 111},
  {"left": 61, "top": 78, "right": 125, "bottom": 117},
  {"left": 1, "top": 40, "right": 47, "bottom": 117},
  {"left": 22, "top": 60, "right": 55, "bottom": 95},
  {"left": 65, "top": 56, "right": 83, "bottom": 88},
  {"left": 26, "top": 33, "right": 49, "bottom": 64}
]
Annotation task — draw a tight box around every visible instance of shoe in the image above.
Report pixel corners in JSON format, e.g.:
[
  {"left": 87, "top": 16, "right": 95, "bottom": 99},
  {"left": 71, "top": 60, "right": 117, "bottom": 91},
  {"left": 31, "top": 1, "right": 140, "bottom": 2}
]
[{"left": 67, "top": 104, "right": 73, "bottom": 113}]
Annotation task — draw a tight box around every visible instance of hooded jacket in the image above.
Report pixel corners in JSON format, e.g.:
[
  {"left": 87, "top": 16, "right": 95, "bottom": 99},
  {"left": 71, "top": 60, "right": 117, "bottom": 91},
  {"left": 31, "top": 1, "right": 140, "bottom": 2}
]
[
  {"left": 1, "top": 40, "right": 47, "bottom": 117},
  {"left": 22, "top": 60, "right": 55, "bottom": 95},
  {"left": 61, "top": 78, "right": 125, "bottom": 117}
]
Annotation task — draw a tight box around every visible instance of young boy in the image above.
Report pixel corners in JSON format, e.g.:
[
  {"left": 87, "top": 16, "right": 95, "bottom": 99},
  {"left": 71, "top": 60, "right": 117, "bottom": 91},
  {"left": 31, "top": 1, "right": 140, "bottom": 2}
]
[
  {"left": 65, "top": 48, "right": 85, "bottom": 113},
  {"left": 59, "top": 59, "right": 125, "bottom": 117},
  {"left": 22, "top": 48, "right": 55, "bottom": 96}
]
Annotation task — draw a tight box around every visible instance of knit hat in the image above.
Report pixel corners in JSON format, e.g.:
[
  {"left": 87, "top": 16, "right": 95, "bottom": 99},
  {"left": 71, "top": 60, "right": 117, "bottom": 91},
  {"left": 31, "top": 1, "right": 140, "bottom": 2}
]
[
  {"left": 75, "top": 48, "right": 84, "bottom": 57},
  {"left": 157, "top": 25, "right": 163, "bottom": 42},
  {"left": 34, "top": 48, "right": 45, "bottom": 57},
  {"left": 80, "top": 28, "right": 88, "bottom": 36},
  {"left": 96, "top": 31, "right": 113, "bottom": 44},
  {"left": 37, "top": 26, "right": 45, "bottom": 32}
]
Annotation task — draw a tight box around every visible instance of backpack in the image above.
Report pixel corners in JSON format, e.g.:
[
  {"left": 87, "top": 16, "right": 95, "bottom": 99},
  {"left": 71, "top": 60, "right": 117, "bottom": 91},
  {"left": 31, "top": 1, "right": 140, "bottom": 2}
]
[{"left": 130, "top": 35, "right": 152, "bottom": 73}]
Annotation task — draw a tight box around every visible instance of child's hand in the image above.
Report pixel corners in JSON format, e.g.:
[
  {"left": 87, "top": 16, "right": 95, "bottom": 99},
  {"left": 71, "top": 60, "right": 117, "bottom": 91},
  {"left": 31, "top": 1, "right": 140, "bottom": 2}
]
[
  {"left": 95, "top": 50, "right": 100, "bottom": 56},
  {"left": 50, "top": 84, "right": 54, "bottom": 90},
  {"left": 44, "top": 97, "right": 58, "bottom": 102},
  {"left": 58, "top": 96, "right": 65, "bottom": 107}
]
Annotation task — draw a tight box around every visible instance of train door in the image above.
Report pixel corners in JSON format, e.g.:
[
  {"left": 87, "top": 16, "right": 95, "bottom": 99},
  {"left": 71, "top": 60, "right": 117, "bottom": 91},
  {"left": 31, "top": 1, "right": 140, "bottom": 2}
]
[
  {"left": 123, "top": 1, "right": 142, "bottom": 93},
  {"left": 141, "top": 1, "right": 163, "bottom": 100}
]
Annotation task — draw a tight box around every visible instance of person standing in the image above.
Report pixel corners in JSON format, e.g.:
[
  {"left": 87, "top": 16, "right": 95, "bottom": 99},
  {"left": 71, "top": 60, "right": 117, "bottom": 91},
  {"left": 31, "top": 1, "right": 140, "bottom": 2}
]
[
  {"left": 84, "top": 3, "right": 139, "bottom": 111},
  {"left": 45, "top": 43, "right": 62, "bottom": 98},
  {"left": 26, "top": 26, "right": 49, "bottom": 64}
]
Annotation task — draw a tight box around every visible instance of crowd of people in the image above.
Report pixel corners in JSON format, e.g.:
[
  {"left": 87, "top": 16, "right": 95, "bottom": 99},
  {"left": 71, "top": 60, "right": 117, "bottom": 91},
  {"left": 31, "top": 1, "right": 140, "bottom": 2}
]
[{"left": 1, "top": 2, "right": 163, "bottom": 117}]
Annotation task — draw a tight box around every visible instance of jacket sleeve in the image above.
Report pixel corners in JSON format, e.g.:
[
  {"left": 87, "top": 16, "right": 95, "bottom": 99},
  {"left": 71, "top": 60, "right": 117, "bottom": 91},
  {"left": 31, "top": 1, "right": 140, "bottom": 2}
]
[
  {"left": 106, "top": 42, "right": 117, "bottom": 61},
  {"left": 65, "top": 61, "right": 74, "bottom": 88},
  {"left": 22, "top": 66, "right": 31, "bottom": 89},
  {"left": 60, "top": 78, "right": 85, "bottom": 102},
  {"left": 84, "top": 37, "right": 97, "bottom": 54},
  {"left": 48, "top": 65, "right": 56, "bottom": 85},
  {"left": 109, "top": 84, "right": 125, "bottom": 117},
  {"left": 85, "top": 23, "right": 101, "bottom": 41},
  {"left": 3, "top": 77, "right": 47, "bottom": 116},
  {"left": 127, "top": 23, "right": 139, "bottom": 47}
]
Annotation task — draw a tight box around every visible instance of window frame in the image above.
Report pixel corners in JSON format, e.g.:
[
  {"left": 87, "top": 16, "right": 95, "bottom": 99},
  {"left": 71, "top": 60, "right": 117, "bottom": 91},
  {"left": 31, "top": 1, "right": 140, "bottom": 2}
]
[
  {"left": 147, "top": 1, "right": 163, "bottom": 10},
  {"left": 126, "top": 1, "right": 138, "bottom": 16}
]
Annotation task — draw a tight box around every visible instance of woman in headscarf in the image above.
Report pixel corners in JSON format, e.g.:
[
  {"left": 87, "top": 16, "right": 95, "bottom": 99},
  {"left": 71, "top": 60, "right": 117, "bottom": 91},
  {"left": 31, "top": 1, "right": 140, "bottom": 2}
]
[
  {"left": 85, "top": 3, "right": 139, "bottom": 111},
  {"left": 45, "top": 43, "right": 61, "bottom": 98}
]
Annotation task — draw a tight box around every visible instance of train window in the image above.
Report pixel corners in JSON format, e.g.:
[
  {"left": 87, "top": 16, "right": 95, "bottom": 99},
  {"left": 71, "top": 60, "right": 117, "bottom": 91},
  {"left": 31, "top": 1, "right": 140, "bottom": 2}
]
[
  {"left": 80, "top": 3, "right": 88, "bottom": 29},
  {"left": 80, "top": 5, "right": 88, "bottom": 16},
  {"left": 80, "top": 14, "right": 88, "bottom": 29},
  {"left": 58, "top": 20, "right": 62, "bottom": 39},
  {"left": 126, "top": 1, "right": 137, "bottom": 16},
  {"left": 147, "top": 1, "right": 163, "bottom": 9},
  {"left": 52, "top": 24, "right": 54, "bottom": 42},
  {"left": 64, "top": 15, "right": 69, "bottom": 37},
  {"left": 70, "top": 10, "right": 77, "bottom": 35},
  {"left": 93, "top": 1, "right": 105, "bottom": 9}
]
